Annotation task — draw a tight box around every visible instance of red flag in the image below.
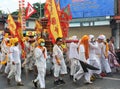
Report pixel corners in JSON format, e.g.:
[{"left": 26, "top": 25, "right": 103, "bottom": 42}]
[
  {"left": 26, "top": 2, "right": 36, "bottom": 20},
  {"left": 44, "top": 0, "right": 51, "bottom": 19},
  {"left": 59, "top": 4, "right": 72, "bottom": 38},
  {"left": 15, "top": 10, "right": 26, "bottom": 59},
  {"left": 62, "top": 4, "right": 72, "bottom": 20}
]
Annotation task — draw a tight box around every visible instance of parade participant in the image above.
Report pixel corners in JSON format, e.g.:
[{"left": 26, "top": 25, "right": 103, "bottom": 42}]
[
  {"left": 73, "top": 35, "right": 92, "bottom": 84},
  {"left": 1, "top": 33, "right": 10, "bottom": 55},
  {"left": 7, "top": 37, "right": 24, "bottom": 86},
  {"left": 98, "top": 35, "right": 112, "bottom": 76},
  {"left": 53, "top": 37, "right": 67, "bottom": 85},
  {"left": 22, "top": 39, "right": 35, "bottom": 71},
  {"left": 108, "top": 37, "right": 120, "bottom": 69},
  {"left": 32, "top": 38, "right": 47, "bottom": 89},
  {"left": 88, "top": 35, "right": 102, "bottom": 79},
  {"left": 4, "top": 38, "right": 11, "bottom": 75},
  {"left": 69, "top": 36, "right": 79, "bottom": 79},
  {"left": 0, "top": 46, "right": 3, "bottom": 73},
  {"left": 0, "top": 35, "right": 10, "bottom": 75}
]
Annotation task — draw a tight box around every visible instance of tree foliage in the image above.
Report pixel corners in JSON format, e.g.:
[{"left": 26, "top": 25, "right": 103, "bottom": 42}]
[
  {"left": 11, "top": 11, "right": 19, "bottom": 15},
  {"left": 32, "top": 2, "right": 45, "bottom": 18},
  {"left": 0, "top": 10, "right": 2, "bottom": 15}
]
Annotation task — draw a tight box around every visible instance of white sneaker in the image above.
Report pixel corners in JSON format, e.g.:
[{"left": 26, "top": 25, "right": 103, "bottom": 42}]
[
  {"left": 84, "top": 81, "right": 93, "bottom": 84},
  {"left": 73, "top": 78, "right": 77, "bottom": 82}
]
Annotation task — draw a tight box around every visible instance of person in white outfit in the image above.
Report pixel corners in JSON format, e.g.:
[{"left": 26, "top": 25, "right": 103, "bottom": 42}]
[
  {"left": 7, "top": 37, "right": 24, "bottom": 86},
  {"left": 32, "top": 38, "right": 47, "bottom": 89},
  {"left": 69, "top": 36, "right": 79, "bottom": 79},
  {"left": 98, "top": 35, "right": 112, "bottom": 75},
  {"left": 88, "top": 35, "right": 102, "bottom": 79},
  {"left": 108, "top": 37, "right": 120, "bottom": 69},
  {"left": 73, "top": 35, "right": 92, "bottom": 84},
  {"left": 1, "top": 38, "right": 10, "bottom": 75},
  {"left": 0, "top": 46, "right": 3, "bottom": 72},
  {"left": 53, "top": 37, "right": 67, "bottom": 85}
]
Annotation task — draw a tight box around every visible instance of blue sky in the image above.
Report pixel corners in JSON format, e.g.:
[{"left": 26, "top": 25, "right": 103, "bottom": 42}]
[{"left": 0, "top": 0, "right": 46, "bottom": 13}]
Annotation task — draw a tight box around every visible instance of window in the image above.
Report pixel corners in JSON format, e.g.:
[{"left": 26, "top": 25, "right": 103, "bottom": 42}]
[
  {"left": 94, "top": 21, "right": 110, "bottom": 26},
  {"left": 82, "top": 22, "right": 89, "bottom": 26},
  {"left": 26, "top": 21, "right": 29, "bottom": 27},
  {"left": 69, "top": 23, "right": 80, "bottom": 27}
]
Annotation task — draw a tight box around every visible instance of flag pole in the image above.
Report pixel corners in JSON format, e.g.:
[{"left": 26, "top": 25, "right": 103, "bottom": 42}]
[{"left": 39, "top": 0, "right": 41, "bottom": 18}]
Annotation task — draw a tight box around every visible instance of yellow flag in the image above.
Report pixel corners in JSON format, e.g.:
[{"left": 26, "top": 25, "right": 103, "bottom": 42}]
[
  {"left": 17, "top": 11, "right": 23, "bottom": 39},
  {"left": 7, "top": 14, "right": 16, "bottom": 36},
  {"left": 49, "top": 0, "right": 63, "bottom": 43},
  {"left": 35, "top": 20, "right": 42, "bottom": 34}
]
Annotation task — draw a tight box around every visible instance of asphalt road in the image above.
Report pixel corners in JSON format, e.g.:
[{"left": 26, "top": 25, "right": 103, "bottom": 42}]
[{"left": 0, "top": 69, "right": 120, "bottom": 89}]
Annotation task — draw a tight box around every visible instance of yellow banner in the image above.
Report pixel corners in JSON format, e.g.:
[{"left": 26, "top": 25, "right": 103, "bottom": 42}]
[
  {"left": 7, "top": 14, "right": 16, "bottom": 36},
  {"left": 50, "top": 0, "right": 63, "bottom": 42}
]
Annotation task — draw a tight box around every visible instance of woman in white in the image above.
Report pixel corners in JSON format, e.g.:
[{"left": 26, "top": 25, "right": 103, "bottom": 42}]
[{"left": 32, "top": 38, "right": 47, "bottom": 89}]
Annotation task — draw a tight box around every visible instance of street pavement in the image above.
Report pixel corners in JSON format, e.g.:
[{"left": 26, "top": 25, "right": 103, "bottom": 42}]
[{"left": 0, "top": 69, "right": 120, "bottom": 89}]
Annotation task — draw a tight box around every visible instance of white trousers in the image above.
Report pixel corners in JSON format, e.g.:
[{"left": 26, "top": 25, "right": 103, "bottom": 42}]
[
  {"left": 74, "top": 63, "right": 91, "bottom": 82},
  {"left": 7, "top": 63, "right": 22, "bottom": 82},
  {"left": 0, "top": 64, "right": 2, "bottom": 71},
  {"left": 25, "top": 53, "right": 34, "bottom": 70},
  {"left": 100, "top": 57, "right": 111, "bottom": 73},
  {"left": 70, "top": 58, "right": 79, "bottom": 76},
  {"left": 34, "top": 67, "right": 46, "bottom": 88},
  {"left": 4, "top": 62, "right": 11, "bottom": 74},
  {"left": 88, "top": 58, "right": 101, "bottom": 75},
  {"left": 54, "top": 61, "right": 67, "bottom": 77}
]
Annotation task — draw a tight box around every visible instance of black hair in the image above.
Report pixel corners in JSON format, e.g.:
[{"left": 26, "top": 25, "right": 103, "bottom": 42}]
[{"left": 56, "top": 37, "right": 62, "bottom": 43}]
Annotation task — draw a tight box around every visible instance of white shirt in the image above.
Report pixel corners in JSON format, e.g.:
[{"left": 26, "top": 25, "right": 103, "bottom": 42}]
[
  {"left": 53, "top": 44, "right": 64, "bottom": 63},
  {"left": 95, "top": 42, "right": 103, "bottom": 56},
  {"left": 34, "top": 47, "right": 47, "bottom": 68},
  {"left": 9, "top": 46, "right": 14, "bottom": 62},
  {"left": 89, "top": 42, "right": 98, "bottom": 59},
  {"left": 69, "top": 42, "right": 79, "bottom": 59},
  {"left": 78, "top": 44, "right": 86, "bottom": 62},
  {"left": 11, "top": 46, "right": 21, "bottom": 63}
]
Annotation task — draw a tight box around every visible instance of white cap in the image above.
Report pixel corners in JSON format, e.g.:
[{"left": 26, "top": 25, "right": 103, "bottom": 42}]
[
  {"left": 71, "top": 36, "right": 78, "bottom": 40},
  {"left": 98, "top": 35, "right": 106, "bottom": 40},
  {"left": 89, "top": 35, "right": 94, "bottom": 41}
]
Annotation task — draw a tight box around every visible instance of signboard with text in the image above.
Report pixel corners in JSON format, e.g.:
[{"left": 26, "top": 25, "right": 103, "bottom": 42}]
[{"left": 60, "top": 0, "right": 115, "bottom": 18}]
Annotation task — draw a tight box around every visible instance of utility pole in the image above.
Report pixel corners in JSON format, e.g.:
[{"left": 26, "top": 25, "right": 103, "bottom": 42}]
[{"left": 39, "top": 0, "right": 42, "bottom": 18}]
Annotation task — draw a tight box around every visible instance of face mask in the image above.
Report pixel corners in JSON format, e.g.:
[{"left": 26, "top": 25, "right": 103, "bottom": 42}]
[{"left": 40, "top": 42, "right": 45, "bottom": 46}]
